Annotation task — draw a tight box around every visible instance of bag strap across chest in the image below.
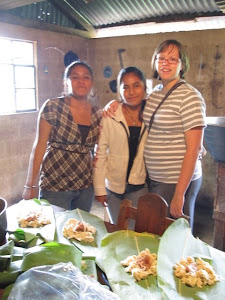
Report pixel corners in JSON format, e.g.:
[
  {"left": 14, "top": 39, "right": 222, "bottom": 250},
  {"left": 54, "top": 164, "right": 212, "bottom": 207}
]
[{"left": 148, "top": 81, "right": 185, "bottom": 133}]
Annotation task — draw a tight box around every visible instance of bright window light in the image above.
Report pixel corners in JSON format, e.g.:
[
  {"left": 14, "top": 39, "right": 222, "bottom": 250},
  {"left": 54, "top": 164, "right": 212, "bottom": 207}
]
[{"left": 0, "top": 38, "right": 36, "bottom": 114}]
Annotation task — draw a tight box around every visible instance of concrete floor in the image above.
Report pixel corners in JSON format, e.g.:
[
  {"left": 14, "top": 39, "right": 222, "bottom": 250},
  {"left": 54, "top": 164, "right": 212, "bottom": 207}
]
[
  {"left": 90, "top": 199, "right": 214, "bottom": 246},
  {"left": 193, "top": 204, "right": 214, "bottom": 246},
  {"left": 90, "top": 199, "right": 104, "bottom": 220}
]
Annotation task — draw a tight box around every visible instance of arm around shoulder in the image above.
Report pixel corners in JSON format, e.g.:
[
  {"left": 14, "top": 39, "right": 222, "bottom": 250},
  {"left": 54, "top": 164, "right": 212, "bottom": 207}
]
[{"left": 102, "top": 99, "right": 120, "bottom": 118}]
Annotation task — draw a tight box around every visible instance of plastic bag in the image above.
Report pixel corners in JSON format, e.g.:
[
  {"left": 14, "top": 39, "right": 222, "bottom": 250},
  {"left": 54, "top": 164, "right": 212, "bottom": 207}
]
[{"left": 8, "top": 262, "right": 120, "bottom": 300}]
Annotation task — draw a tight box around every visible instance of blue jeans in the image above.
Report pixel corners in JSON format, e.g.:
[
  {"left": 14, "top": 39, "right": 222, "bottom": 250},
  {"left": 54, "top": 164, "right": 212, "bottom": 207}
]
[
  {"left": 148, "top": 177, "right": 202, "bottom": 231},
  {"left": 40, "top": 185, "right": 94, "bottom": 212},
  {"left": 107, "top": 184, "right": 148, "bottom": 229}
]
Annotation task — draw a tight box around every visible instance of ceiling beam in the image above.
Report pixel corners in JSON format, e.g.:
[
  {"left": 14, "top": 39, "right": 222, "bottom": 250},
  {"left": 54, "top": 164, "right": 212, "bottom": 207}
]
[
  {"left": 0, "top": 12, "right": 93, "bottom": 38},
  {"left": 0, "top": 0, "right": 44, "bottom": 10},
  {"left": 50, "top": 0, "right": 96, "bottom": 36},
  {"left": 215, "top": 0, "right": 225, "bottom": 13}
]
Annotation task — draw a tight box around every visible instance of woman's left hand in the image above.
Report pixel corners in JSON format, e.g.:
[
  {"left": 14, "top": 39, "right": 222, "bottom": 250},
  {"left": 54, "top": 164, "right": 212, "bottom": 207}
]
[
  {"left": 170, "top": 194, "right": 184, "bottom": 219},
  {"left": 95, "top": 195, "right": 108, "bottom": 207}
]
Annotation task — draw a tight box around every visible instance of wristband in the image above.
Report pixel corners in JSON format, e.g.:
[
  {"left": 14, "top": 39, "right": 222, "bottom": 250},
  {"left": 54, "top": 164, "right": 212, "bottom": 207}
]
[{"left": 24, "top": 185, "right": 38, "bottom": 189}]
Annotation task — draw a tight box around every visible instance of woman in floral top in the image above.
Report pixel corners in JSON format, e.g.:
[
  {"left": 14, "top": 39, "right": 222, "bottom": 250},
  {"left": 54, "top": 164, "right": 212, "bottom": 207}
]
[{"left": 22, "top": 61, "right": 102, "bottom": 211}]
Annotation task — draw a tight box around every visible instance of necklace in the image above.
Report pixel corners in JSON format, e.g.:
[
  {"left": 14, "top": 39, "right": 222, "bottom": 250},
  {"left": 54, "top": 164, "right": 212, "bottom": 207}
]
[{"left": 123, "top": 105, "right": 139, "bottom": 126}]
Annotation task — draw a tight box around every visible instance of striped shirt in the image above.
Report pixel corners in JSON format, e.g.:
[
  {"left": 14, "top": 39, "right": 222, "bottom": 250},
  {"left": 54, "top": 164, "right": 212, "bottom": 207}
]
[
  {"left": 39, "top": 97, "right": 102, "bottom": 191},
  {"left": 143, "top": 81, "right": 206, "bottom": 184}
]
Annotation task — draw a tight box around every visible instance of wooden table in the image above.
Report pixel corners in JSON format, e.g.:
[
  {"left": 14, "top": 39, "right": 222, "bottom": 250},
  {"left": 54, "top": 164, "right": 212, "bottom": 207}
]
[{"left": 0, "top": 202, "right": 117, "bottom": 298}]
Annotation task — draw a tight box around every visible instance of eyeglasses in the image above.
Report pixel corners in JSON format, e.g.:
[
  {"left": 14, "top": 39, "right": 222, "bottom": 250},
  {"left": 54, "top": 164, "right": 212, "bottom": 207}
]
[{"left": 156, "top": 56, "right": 181, "bottom": 64}]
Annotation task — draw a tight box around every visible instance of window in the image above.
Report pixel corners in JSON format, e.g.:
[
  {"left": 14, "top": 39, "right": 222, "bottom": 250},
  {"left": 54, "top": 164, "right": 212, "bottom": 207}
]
[{"left": 0, "top": 38, "right": 36, "bottom": 114}]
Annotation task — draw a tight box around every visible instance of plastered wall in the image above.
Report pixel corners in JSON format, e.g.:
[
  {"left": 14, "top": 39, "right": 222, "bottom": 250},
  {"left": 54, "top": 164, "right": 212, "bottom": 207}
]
[
  {"left": 0, "top": 22, "right": 88, "bottom": 204},
  {"left": 89, "top": 30, "right": 225, "bottom": 116},
  {"left": 0, "top": 22, "right": 224, "bottom": 207},
  {"left": 88, "top": 30, "right": 225, "bottom": 210}
]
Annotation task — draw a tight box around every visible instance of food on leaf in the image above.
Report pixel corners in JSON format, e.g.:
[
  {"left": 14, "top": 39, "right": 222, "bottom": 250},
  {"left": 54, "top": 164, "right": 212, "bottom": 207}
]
[
  {"left": 63, "top": 218, "right": 96, "bottom": 242},
  {"left": 18, "top": 207, "right": 51, "bottom": 228},
  {"left": 121, "top": 248, "right": 157, "bottom": 281},
  {"left": 174, "top": 256, "right": 219, "bottom": 288}
]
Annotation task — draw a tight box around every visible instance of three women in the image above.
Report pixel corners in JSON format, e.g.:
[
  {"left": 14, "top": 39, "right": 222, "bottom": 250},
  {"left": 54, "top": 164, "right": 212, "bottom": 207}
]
[{"left": 23, "top": 39, "right": 206, "bottom": 230}]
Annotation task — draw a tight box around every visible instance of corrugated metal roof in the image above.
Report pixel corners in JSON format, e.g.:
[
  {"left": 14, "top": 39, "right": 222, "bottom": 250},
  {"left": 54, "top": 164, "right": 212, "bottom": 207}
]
[
  {"left": 5, "top": 1, "right": 85, "bottom": 30},
  {"left": 65, "top": 0, "right": 222, "bottom": 28},
  {"left": 0, "top": 0, "right": 224, "bottom": 37}
]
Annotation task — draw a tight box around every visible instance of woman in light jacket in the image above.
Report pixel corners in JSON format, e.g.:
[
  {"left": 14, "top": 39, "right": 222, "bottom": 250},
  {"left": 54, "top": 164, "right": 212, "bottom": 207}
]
[{"left": 93, "top": 67, "right": 148, "bottom": 225}]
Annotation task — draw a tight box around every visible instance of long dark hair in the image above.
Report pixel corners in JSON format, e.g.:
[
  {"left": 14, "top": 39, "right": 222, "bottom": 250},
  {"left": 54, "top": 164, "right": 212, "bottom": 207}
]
[
  {"left": 151, "top": 39, "right": 190, "bottom": 79},
  {"left": 117, "top": 66, "right": 146, "bottom": 100},
  {"left": 64, "top": 60, "right": 93, "bottom": 80},
  {"left": 117, "top": 66, "right": 146, "bottom": 120},
  {"left": 63, "top": 60, "right": 93, "bottom": 96}
]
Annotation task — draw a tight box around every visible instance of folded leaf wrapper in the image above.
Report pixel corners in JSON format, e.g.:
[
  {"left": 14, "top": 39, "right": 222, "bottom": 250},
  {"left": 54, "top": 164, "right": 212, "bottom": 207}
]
[
  {"left": 0, "top": 240, "right": 14, "bottom": 272},
  {"left": 0, "top": 242, "right": 82, "bottom": 289},
  {"left": 0, "top": 243, "right": 24, "bottom": 288},
  {"left": 157, "top": 218, "right": 225, "bottom": 300},
  {"left": 101, "top": 230, "right": 162, "bottom": 300},
  {"left": 1, "top": 283, "right": 14, "bottom": 300},
  {"left": 0, "top": 260, "right": 23, "bottom": 289},
  {"left": 21, "top": 242, "right": 82, "bottom": 271},
  {"left": 8, "top": 262, "right": 120, "bottom": 300}
]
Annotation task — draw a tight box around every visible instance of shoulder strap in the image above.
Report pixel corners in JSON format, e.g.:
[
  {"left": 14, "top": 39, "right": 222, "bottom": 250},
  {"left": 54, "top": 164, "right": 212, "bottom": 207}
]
[{"left": 148, "top": 81, "right": 185, "bottom": 133}]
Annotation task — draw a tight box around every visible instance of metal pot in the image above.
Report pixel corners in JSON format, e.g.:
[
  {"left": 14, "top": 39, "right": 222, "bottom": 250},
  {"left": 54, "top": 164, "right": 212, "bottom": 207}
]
[{"left": 0, "top": 197, "right": 7, "bottom": 244}]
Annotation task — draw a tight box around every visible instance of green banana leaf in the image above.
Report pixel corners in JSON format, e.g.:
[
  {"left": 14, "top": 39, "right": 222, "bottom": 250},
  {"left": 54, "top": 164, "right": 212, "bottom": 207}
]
[
  {"left": 8, "top": 229, "right": 46, "bottom": 248},
  {"left": 21, "top": 242, "right": 82, "bottom": 271},
  {"left": 1, "top": 283, "right": 14, "bottom": 300},
  {"left": 0, "top": 243, "right": 24, "bottom": 288},
  {"left": 6, "top": 199, "right": 55, "bottom": 244},
  {"left": 33, "top": 198, "right": 51, "bottom": 206},
  {"left": 101, "top": 230, "right": 162, "bottom": 300},
  {"left": 12, "top": 246, "right": 25, "bottom": 261},
  {"left": 206, "top": 245, "right": 225, "bottom": 299},
  {"left": 0, "top": 240, "right": 14, "bottom": 272},
  {"left": 157, "top": 218, "right": 225, "bottom": 300},
  {"left": 81, "top": 257, "right": 98, "bottom": 280},
  {"left": 0, "top": 260, "right": 22, "bottom": 288},
  {"left": 55, "top": 209, "right": 108, "bottom": 268}
]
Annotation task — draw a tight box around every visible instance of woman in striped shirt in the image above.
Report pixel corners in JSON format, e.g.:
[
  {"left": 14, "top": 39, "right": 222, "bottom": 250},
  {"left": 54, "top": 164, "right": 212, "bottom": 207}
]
[{"left": 144, "top": 40, "right": 206, "bottom": 230}]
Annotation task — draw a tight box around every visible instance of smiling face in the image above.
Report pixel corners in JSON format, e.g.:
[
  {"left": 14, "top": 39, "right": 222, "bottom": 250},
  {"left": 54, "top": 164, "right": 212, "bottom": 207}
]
[
  {"left": 66, "top": 65, "right": 93, "bottom": 100},
  {"left": 155, "top": 44, "right": 183, "bottom": 85},
  {"left": 120, "top": 72, "right": 145, "bottom": 107}
]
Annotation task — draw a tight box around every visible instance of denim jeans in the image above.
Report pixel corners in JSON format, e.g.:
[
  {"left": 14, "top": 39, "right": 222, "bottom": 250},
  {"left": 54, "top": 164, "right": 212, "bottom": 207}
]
[
  {"left": 107, "top": 184, "right": 148, "bottom": 229},
  {"left": 148, "top": 177, "right": 202, "bottom": 231},
  {"left": 40, "top": 185, "right": 94, "bottom": 212}
]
